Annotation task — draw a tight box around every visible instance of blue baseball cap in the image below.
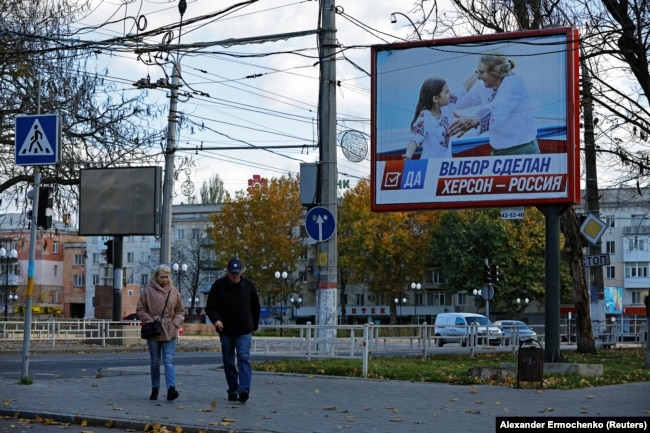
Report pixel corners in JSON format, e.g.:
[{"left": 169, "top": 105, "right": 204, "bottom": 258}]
[{"left": 227, "top": 258, "right": 242, "bottom": 274}]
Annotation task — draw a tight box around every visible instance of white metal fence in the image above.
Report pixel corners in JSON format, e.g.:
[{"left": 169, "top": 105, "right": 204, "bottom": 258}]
[{"left": 2, "top": 319, "right": 645, "bottom": 354}]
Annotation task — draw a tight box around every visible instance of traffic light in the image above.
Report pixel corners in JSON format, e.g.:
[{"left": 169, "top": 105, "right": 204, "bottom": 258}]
[
  {"left": 490, "top": 264, "right": 500, "bottom": 284},
  {"left": 104, "top": 240, "right": 113, "bottom": 264},
  {"left": 36, "top": 187, "right": 53, "bottom": 229},
  {"left": 483, "top": 263, "right": 491, "bottom": 283}
]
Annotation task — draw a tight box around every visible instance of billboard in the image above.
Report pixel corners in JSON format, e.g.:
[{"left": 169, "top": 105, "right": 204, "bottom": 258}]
[
  {"left": 604, "top": 286, "right": 623, "bottom": 315},
  {"left": 79, "top": 167, "right": 161, "bottom": 236},
  {"left": 371, "top": 28, "right": 580, "bottom": 211}
]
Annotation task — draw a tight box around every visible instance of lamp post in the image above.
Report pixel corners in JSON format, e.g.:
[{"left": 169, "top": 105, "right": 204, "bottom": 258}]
[
  {"left": 172, "top": 263, "right": 187, "bottom": 290},
  {"left": 473, "top": 288, "right": 481, "bottom": 313},
  {"left": 410, "top": 282, "right": 421, "bottom": 324},
  {"left": 515, "top": 296, "right": 529, "bottom": 320},
  {"left": 290, "top": 295, "right": 302, "bottom": 321},
  {"left": 390, "top": 12, "right": 422, "bottom": 40},
  {"left": 394, "top": 296, "right": 407, "bottom": 324},
  {"left": 187, "top": 296, "right": 199, "bottom": 321},
  {"left": 1, "top": 248, "right": 18, "bottom": 322},
  {"left": 8, "top": 292, "right": 17, "bottom": 318},
  {"left": 275, "top": 270, "right": 288, "bottom": 336}
]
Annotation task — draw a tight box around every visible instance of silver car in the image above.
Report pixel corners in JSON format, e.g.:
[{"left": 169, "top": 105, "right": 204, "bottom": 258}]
[{"left": 493, "top": 320, "right": 537, "bottom": 345}]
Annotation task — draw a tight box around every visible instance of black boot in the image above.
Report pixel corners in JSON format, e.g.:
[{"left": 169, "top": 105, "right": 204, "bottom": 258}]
[
  {"left": 167, "top": 386, "right": 179, "bottom": 401},
  {"left": 149, "top": 388, "right": 159, "bottom": 400}
]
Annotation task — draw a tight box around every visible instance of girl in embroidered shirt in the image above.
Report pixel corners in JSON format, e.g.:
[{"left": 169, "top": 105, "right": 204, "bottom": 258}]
[{"left": 404, "top": 73, "right": 477, "bottom": 160}]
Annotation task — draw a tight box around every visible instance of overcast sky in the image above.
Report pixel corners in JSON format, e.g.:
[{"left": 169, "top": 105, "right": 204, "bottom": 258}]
[{"left": 71, "top": 0, "right": 427, "bottom": 200}]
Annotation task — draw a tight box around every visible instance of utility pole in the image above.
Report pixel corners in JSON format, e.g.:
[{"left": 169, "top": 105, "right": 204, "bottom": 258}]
[
  {"left": 160, "top": 0, "right": 185, "bottom": 266},
  {"left": 160, "top": 60, "right": 180, "bottom": 266},
  {"left": 316, "top": 0, "right": 338, "bottom": 339}
]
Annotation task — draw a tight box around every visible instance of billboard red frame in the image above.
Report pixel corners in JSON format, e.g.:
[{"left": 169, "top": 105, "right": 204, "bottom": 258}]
[{"left": 371, "top": 28, "right": 580, "bottom": 212}]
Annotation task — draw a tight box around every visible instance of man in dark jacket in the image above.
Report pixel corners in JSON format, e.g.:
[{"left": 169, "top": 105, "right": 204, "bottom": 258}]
[{"left": 205, "top": 258, "right": 261, "bottom": 403}]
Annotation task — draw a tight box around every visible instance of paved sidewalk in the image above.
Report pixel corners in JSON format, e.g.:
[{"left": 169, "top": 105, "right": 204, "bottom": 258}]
[{"left": 1, "top": 361, "right": 649, "bottom": 433}]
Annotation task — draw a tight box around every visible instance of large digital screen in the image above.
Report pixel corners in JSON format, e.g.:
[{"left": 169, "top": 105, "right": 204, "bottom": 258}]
[
  {"left": 79, "top": 167, "right": 161, "bottom": 236},
  {"left": 371, "top": 28, "right": 580, "bottom": 211}
]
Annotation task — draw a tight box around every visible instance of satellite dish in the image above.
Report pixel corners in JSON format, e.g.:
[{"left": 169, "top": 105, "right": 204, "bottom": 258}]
[{"left": 338, "top": 130, "right": 368, "bottom": 163}]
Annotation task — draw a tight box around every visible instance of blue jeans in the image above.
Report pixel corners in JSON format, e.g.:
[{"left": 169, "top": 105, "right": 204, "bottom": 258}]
[
  {"left": 219, "top": 333, "right": 252, "bottom": 396},
  {"left": 146, "top": 338, "right": 177, "bottom": 390}
]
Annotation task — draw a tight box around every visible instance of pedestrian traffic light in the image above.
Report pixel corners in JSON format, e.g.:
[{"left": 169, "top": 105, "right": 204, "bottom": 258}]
[
  {"left": 104, "top": 240, "right": 113, "bottom": 264},
  {"left": 490, "top": 264, "right": 500, "bottom": 284},
  {"left": 36, "top": 186, "right": 53, "bottom": 229},
  {"left": 483, "top": 263, "right": 491, "bottom": 283}
]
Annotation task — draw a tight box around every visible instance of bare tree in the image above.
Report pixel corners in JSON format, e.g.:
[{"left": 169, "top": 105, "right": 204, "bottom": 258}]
[{"left": 0, "top": 0, "right": 163, "bottom": 224}]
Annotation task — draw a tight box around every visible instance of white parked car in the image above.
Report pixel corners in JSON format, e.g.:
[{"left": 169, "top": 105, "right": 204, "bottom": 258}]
[{"left": 434, "top": 312, "right": 502, "bottom": 347}]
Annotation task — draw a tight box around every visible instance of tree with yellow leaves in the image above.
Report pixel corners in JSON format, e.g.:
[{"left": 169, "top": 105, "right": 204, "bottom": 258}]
[
  {"left": 338, "top": 179, "right": 439, "bottom": 324},
  {"left": 207, "top": 175, "right": 305, "bottom": 304}
]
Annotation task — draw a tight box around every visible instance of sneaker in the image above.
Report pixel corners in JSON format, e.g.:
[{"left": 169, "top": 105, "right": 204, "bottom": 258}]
[
  {"left": 150, "top": 388, "right": 159, "bottom": 401},
  {"left": 228, "top": 394, "right": 238, "bottom": 401},
  {"left": 238, "top": 390, "right": 249, "bottom": 403},
  {"left": 167, "top": 387, "right": 179, "bottom": 401}
]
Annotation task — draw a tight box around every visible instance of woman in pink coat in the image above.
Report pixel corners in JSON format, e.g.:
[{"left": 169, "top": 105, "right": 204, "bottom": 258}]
[{"left": 137, "top": 264, "right": 185, "bottom": 401}]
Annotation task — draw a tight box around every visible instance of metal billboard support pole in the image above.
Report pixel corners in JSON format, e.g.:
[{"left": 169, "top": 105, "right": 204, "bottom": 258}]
[{"left": 315, "top": 0, "right": 338, "bottom": 346}]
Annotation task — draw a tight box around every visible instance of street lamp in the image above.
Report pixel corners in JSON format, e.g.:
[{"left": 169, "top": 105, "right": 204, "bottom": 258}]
[
  {"left": 172, "top": 263, "right": 187, "bottom": 291},
  {"left": 8, "top": 292, "right": 17, "bottom": 317},
  {"left": 275, "top": 270, "right": 288, "bottom": 336},
  {"left": 390, "top": 12, "right": 422, "bottom": 40},
  {"left": 290, "top": 295, "right": 302, "bottom": 320},
  {"left": 394, "top": 296, "right": 407, "bottom": 324},
  {"left": 1, "top": 248, "right": 18, "bottom": 322},
  {"left": 410, "top": 282, "right": 421, "bottom": 324},
  {"left": 187, "top": 295, "right": 199, "bottom": 320},
  {"left": 516, "top": 297, "right": 530, "bottom": 319},
  {"left": 472, "top": 288, "right": 481, "bottom": 313}
]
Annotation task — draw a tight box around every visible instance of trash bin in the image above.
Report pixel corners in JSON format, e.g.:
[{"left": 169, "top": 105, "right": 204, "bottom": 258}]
[{"left": 517, "top": 339, "right": 544, "bottom": 388}]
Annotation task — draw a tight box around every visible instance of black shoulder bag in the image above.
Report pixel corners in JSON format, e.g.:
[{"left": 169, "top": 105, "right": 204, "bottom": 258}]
[{"left": 141, "top": 291, "right": 171, "bottom": 339}]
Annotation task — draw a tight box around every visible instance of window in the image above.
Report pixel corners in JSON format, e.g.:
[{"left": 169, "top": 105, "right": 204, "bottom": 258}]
[
  {"left": 625, "top": 262, "right": 649, "bottom": 278},
  {"left": 53, "top": 242, "right": 59, "bottom": 253},
  {"left": 74, "top": 254, "right": 85, "bottom": 265},
  {"left": 92, "top": 253, "right": 102, "bottom": 264},
  {"left": 53, "top": 265, "right": 58, "bottom": 277},
  {"left": 52, "top": 291, "right": 58, "bottom": 303},
  {"left": 457, "top": 292, "right": 468, "bottom": 307},
  {"left": 192, "top": 228, "right": 201, "bottom": 240},
  {"left": 605, "top": 215, "right": 615, "bottom": 228},
  {"left": 127, "top": 252, "right": 134, "bottom": 263},
  {"left": 427, "top": 291, "right": 446, "bottom": 306},
  {"left": 176, "top": 228, "right": 186, "bottom": 240},
  {"left": 127, "top": 273, "right": 135, "bottom": 284},
  {"left": 355, "top": 293, "right": 365, "bottom": 306},
  {"left": 141, "top": 274, "right": 149, "bottom": 285},
  {"left": 128, "top": 289, "right": 134, "bottom": 297},
  {"left": 605, "top": 241, "right": 615, "bottom": 254},
  {"left": 430, "top": 269, "right": 445, "bottom": 285},
  {"left": 605, "top": 266, "right": 615, "bottom": 279},
  {"left": 631, "top": 291, "right": 643, "bottom": 304},
  {"left": 92, "top": 274, "right": 99, "bottom": 284},
  {"left": 73, "top": 275, "right": 85, "bottom": 286},
  {"left": 631, "top": 214, "right": 648, "bottom": 228}
]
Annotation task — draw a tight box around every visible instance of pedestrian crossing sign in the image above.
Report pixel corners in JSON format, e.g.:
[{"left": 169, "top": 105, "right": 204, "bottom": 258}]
[{"left": 15, "top": 114, "right": 61, "bottom": 166}]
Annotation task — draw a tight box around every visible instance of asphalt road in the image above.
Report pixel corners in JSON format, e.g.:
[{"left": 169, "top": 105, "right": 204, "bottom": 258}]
[{"left": 0, "top": 351, "right": 222, "bottom": 381}]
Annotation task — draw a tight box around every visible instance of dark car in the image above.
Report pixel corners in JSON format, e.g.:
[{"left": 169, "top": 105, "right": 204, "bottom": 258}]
[
  {"left": 493, "top": 320, "right": 537, "bottom": 345},
  {"left": 122, "top": 313, "right": 139, "bottom": 321}
]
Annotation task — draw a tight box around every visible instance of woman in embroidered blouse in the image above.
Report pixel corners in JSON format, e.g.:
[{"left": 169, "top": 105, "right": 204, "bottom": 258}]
[{"left": 448, "top": 50, "right": 540, "bottom": 156}]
